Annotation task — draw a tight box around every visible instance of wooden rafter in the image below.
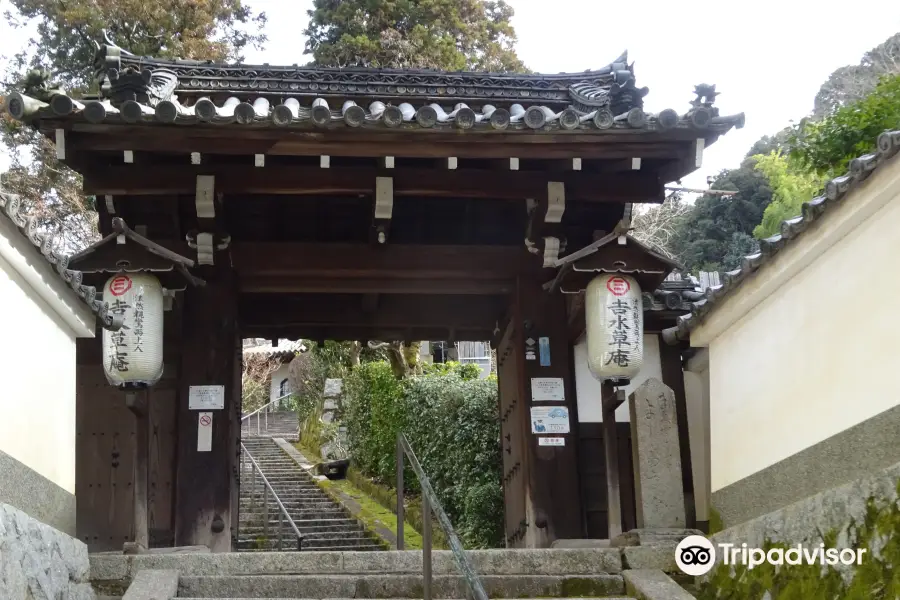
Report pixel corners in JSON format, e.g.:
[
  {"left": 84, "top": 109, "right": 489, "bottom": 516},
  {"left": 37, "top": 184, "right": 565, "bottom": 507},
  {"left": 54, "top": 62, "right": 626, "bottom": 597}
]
[{"left": 82, "top": 165, "right": 664, "bottom": 202}]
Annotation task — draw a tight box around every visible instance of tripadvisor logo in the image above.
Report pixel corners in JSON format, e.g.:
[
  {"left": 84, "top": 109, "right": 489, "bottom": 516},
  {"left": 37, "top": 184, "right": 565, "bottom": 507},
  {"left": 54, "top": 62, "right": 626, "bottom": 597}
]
[
  {"left": 675, "top": 534, "right": 867, "bottom": 576},
  {"left": 676, "top": 535, "right": 716, "bottom": 576}
]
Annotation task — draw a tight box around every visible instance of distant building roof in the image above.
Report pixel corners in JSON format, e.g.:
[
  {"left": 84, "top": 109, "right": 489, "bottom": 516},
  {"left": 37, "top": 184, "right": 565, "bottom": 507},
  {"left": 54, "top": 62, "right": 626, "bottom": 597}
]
[
  {"left": 242, "top": 339, "right": 307, "bottom": 360},
  {"left": 662, "top": 129, "right": 900, "bottom": 345}
]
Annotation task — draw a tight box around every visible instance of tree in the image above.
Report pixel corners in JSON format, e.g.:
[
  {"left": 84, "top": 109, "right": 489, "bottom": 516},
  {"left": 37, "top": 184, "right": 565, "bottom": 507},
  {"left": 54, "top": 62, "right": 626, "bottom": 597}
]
[
  {"left": 303, "top": 0, "right": 526, "bottom": 72},
  {"left": 1, "top": 0, "right": 267, "bottom": 251},
  {"left": 751, "top": 152, "right": 824, "bottom": 239},
  {"left": 790, "top": 74, "right": 900, "bottom": 177},
  {"left": 670, "top": 158, "right": 774, "bottom": 273},
  {"left": 631, "top": 193, "right": 690, "bottom": 259},
  {"left": 813, "top": 33, "right": 900, "bottom": 117}
]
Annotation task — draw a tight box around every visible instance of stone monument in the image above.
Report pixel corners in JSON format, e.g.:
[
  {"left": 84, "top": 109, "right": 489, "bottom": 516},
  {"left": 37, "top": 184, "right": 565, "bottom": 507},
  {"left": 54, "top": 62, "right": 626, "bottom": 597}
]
[{"left": 628, "top": 377, "right": 686, "bottom": 529}]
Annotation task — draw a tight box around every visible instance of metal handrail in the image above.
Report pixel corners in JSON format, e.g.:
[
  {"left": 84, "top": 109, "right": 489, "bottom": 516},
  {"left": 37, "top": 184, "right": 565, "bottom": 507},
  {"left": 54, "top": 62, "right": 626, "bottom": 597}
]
[
  {"left": 241, "top": 393, "right": 294, "bottom": 436},
  {"left": 240, "top": 442, "right": 304, "bottom": 551},
  {"left": 396, "top": 433, "right": 487, "bottom": 600}
]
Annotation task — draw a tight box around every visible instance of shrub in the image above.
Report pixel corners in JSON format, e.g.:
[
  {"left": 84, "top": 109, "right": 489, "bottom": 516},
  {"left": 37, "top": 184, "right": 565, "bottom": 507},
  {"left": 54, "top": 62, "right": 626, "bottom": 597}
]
[{"left": 342, "top": 361, "right": 502, "bottom": 548}]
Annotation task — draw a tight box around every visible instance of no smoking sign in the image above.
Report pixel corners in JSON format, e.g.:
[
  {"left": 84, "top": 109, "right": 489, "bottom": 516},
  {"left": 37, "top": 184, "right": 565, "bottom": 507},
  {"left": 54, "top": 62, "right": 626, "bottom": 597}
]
[{"left": 198, "top": 412, "right": 213, "bottom": 452}]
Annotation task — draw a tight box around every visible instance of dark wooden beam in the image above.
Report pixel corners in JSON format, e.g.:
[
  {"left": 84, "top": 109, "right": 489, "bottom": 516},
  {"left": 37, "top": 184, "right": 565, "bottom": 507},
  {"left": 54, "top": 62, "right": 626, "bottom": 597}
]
[
  {"left": 82, "top": 165, "right": 663, "bottom": 202},
  {"left": 244, "top": 324, "right": 494, "bottom": 342},
  {"left": 175, "top": 267, "right": 240, "bottom": 551},
  {"left": 240, "top": 294, "right": 505, "bottom": 331},
  {"left": 231, "top": 243, "right": 537, "bottom": 278},
  {"left": 658, "top": 336, "right": 696, "bottom": 530},
  {"left": 241, "top": 276, "right": 514, "bottom": 295},
  {"left": 62, "top": 125, "right": 709, "bottom": 161}
]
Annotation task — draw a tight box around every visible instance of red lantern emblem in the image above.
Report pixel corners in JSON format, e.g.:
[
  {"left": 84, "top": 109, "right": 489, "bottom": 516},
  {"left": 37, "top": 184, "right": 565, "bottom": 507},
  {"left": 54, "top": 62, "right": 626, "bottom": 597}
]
[
  {"left": 109, "top": 275, "right": 133, "bottom": 297},
  {"left": 606, "top": 276, "right": 630, "bottom": 297}
]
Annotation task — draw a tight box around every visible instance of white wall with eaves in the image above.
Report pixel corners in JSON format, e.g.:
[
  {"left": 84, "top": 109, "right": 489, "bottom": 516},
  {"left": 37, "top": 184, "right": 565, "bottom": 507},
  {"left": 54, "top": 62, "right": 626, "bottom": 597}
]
[
  {"left": 691, "top": 156, "right": 900, "bottom": 494},
  {"left": 0, "top": 215, "right": 94, "bottom": 499}
]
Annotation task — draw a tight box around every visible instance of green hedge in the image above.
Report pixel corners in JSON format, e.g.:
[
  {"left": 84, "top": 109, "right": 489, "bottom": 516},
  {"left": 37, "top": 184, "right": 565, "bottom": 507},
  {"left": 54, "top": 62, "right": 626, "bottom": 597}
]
[{"left": 343, "top": 361, "right": 503, "bottom": 548}]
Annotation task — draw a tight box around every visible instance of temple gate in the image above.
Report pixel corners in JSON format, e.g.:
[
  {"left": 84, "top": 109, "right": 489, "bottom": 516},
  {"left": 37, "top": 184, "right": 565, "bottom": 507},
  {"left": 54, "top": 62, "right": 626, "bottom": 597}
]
[{"left": 7, "top": 44, "right": 743, "bottom": 551}]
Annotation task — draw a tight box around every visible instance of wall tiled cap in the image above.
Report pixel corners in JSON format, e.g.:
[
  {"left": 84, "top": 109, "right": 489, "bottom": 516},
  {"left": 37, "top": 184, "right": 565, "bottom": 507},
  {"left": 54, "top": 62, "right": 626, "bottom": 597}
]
[
  {"left": 0, "top": 189, "right": 122, "bottom": 331},
  {"left": 661, "top": 129, "right": 900, "bottom": 345}
]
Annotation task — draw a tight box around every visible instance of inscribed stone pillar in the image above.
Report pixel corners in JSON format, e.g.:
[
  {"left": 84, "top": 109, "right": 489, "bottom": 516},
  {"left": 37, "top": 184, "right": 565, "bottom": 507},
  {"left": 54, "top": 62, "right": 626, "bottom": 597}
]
[{"left": 629, "top": 377, "right": 686, "bottom": 528}]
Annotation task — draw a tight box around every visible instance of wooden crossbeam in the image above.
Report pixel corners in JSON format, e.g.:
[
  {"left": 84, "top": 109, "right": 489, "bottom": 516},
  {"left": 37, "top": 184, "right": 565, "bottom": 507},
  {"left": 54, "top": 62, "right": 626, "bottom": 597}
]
[
  {"left": 230, "top": 242, "right": 537, "bottom": 278},
  {"left": 243, "top": 324, "right": 495, "bottom": 342},
  {"left": 62, "top": 125, "right": 707, "bottom": 161},
  {"left": 82, "top": 166, "right": 663, "bottom": 202},
  {"left": 240, "top": 294, "right": 503, "bottom": 330},
  {"left": 241, "top": 276, "right": 514, "bottom": 295}
]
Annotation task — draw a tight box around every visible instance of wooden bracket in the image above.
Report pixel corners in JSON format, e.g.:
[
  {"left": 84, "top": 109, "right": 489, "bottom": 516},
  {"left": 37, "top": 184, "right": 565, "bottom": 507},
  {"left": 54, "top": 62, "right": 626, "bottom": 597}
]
[
  {"left": 195, "top": 175, "right": 215, "bottom": 219},
  {"left": 546, "top": 182, "right": 566, "bottom": 223},
  {"left": 375, "top": 176, "right": 393, "bottom": 219},
  {"left": 55, "top": 129, "right": 65, "bottom": 160}
]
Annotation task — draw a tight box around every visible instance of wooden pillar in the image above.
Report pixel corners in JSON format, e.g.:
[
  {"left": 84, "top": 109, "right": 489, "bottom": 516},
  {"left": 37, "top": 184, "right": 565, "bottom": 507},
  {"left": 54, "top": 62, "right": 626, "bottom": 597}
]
[
  {"left": 601, "top": 382, "right": 625, "bottom": 539},
  {"left": 658, "top": 336, "right": 696, "bottom": 529},
  {"left": 516, "top": 276, "right": 583, "bottom": 547},
  {"left": 174, "top": 267, "right": 240, "bottom": 551},
  {"left": 126, "top": 391, "right": 149, "bottom": 550}
]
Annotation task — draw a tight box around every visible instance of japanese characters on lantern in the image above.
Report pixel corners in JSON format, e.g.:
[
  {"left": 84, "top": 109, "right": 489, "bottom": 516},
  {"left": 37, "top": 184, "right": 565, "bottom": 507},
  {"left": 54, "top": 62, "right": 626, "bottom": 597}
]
[
  {"left": 102, "top": 273, "right": 164, "bottom": 388},
  {"left": 584, "top": 274, "right": 644, "bottom": 381}
]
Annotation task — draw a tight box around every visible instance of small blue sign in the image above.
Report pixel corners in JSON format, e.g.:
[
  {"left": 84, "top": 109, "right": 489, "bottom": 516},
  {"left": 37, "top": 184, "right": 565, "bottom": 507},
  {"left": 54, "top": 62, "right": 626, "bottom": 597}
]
[{"left": 538, "top": 336, "right": 551, "bottom": 366}]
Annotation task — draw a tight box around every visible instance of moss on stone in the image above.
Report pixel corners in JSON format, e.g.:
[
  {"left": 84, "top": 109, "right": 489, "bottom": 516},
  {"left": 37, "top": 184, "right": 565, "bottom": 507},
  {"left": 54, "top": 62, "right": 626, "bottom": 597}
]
[
  {"left": 294, "top": 441, "right": 436, "bottom": 550},
  {"left": 559, "top": 576, "right": 616, "bottom": 597},
  {"left": 697, "top": 482, "right": 900, "bottom": 599},
  {"left": 708, "top": 506, "right": 725, "bottom": 535}
]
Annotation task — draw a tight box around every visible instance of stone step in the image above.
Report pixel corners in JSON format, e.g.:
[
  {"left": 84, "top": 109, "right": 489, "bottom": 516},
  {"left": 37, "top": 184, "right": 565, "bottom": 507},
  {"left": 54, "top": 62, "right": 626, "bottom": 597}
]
[
  {"left": 177, "top": 574, "right": 627, "bottom": 598},
  {"left": 235, "top": 540, "right": 383, "bottom": 552},
  {"left": 237, "top": 534, "right": 378, "bottom": 546},
  {"left": 238, "top": 524, "right": 365, "bottom": 537},
  {"left": 240, "top": 512, "right": 349, "bottom": 522},
  {"left": 90, "top": 548, "right": 649, "bottom": 581}
]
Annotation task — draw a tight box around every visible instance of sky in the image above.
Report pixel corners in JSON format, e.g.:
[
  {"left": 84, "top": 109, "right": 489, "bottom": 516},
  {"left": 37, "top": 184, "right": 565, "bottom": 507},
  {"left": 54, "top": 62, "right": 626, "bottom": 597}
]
[{"left": 2, "top": 0, "right": 900, "bottom": 190}]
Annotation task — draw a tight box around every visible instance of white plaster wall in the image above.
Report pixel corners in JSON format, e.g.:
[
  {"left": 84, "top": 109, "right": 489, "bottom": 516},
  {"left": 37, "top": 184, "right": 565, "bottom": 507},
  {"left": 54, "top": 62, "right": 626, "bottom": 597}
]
[
  {"left": 269, "top": 364, "right": 291, "bottom": 404},
  {"left": 0, "top": 256, "right": 78, "bottom": 493},
  {"left": 684, "top": 366, "right": 710, "bottom": 522},
  {"left": 574, "top": 334, "right": 662, "bottom": 422},
  {"left": 707, "top": 176, "right": 900, "bottom": 493}
]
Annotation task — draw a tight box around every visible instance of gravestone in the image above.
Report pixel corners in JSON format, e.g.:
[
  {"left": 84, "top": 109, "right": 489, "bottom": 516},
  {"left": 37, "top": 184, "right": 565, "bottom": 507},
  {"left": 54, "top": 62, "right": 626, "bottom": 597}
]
[
  {"left": 324, "top": 378, "right": 343, "bottom": 398},
  {"left": 320, "top": 378, "right": 347, "bottom": 460},
  {"left": 629, "top": 377, "right": 686, "bottom": 529}
]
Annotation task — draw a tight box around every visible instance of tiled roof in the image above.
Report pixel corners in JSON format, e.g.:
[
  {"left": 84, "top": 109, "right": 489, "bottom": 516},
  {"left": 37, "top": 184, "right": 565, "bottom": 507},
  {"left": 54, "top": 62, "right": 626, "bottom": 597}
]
[
  {"left": 661, "top": 129, "right": 900, "bottom": 345},
  {"left": 243, "top": 339, "right": 306, "bottom": 360},
  {"left": 0, "top": 190, "right": 123, "bottom": 331},
  {"left": 6, "top": 44, "right": 745, "bottom": 135}
]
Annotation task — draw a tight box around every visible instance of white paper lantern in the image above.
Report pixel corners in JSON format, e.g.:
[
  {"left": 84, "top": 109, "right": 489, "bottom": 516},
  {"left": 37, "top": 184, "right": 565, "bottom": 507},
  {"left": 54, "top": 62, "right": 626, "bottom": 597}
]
[
  {"left": 102, "top": 273, "right": 164, "bottom": 388},
  {"left": 585, "top": 274, "right": 644, "bottom": 381}
]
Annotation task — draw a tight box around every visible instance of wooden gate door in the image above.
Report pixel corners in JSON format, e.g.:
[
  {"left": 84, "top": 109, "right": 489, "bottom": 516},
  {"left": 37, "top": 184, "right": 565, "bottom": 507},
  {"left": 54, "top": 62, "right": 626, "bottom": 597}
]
[{"left": 497, "top": 319, "right": 528, "bottom": 547}]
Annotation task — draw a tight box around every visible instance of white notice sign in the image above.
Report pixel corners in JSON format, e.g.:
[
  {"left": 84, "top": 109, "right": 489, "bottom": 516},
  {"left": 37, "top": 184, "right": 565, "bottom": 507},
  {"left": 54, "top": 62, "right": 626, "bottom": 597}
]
[
  {"left": 538, "top": 437, "right": 565, "bottom": 446},
  {"left": 531, "top": 406, "right": 570, "bottom": 434},
  {"left": 189, "top": 385, "right": 225, "bottom": 410},
  {"left": 530, "top": 377, "right": 565, "bottom": 402},
  {"left": 198, "top": 412, "right": 213, "bottom": 452}
]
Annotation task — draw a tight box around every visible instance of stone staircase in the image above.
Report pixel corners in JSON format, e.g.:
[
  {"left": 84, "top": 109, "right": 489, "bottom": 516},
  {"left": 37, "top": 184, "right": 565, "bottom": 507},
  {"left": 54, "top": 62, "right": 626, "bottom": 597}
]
[
  {"left": 238, "top": 437, "right": 385, "bottom": 552},
  {"left": 91, "top": 547, "right": 692, "bottom": 599},
  {"left": 241, "top": 411, "right": 300, "bottom": 440}
]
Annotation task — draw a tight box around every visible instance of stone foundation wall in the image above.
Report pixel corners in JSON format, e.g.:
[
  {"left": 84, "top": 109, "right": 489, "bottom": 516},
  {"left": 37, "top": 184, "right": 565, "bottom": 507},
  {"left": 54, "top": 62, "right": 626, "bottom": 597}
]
[
  {"left": 697, "top": 461, "right": 900, "bottom": 598},
  {"left": 0, "top": 501, "right": 95, "bottom": 600}
]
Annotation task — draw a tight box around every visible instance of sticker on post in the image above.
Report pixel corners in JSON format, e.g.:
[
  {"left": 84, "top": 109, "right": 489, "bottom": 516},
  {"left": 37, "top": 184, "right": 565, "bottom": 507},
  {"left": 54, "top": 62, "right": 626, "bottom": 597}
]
[
  {"left": 538, "top": 437, "right": 565, "bottom": 447},
  {"left": 531, "top": 377, "right": 565, "bottom": 401},
  {"left": 198, "top": 412, "right": 213, "bottom": 452},
  {"left": 530, "top": 406, "right": 570, "bottom": 434},
  {"left": 538, "top": 336, "right": 551, "bottom": 366},
  {"left": 525, "top": 336, "right": 537, "bottom": 361},
  {"left": 189, "top": 385, "right": 225, "bottom": 410}
]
